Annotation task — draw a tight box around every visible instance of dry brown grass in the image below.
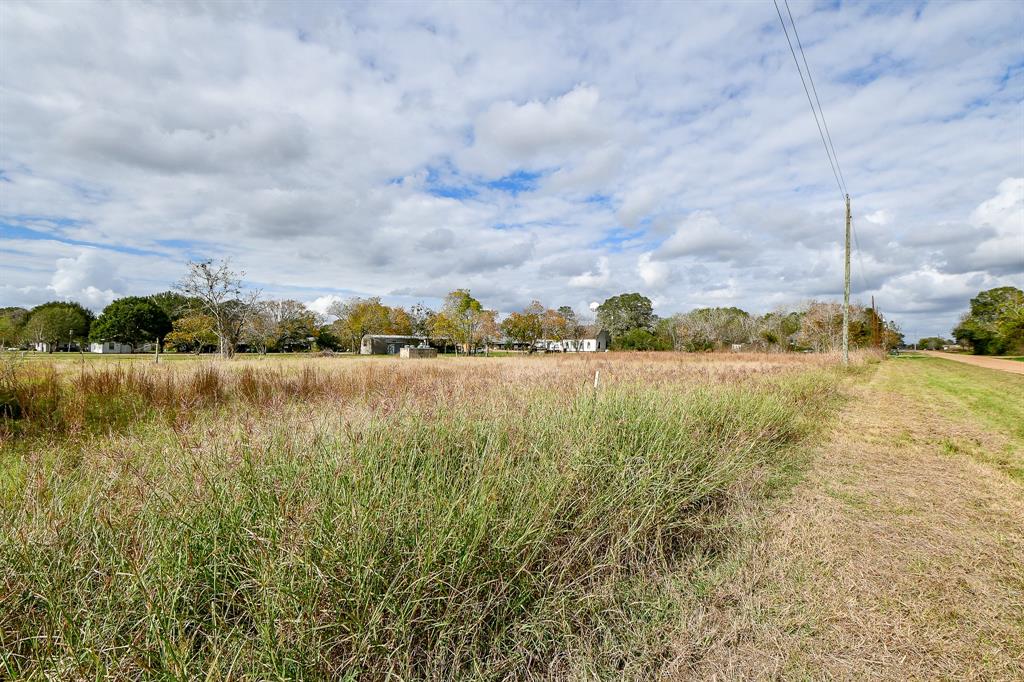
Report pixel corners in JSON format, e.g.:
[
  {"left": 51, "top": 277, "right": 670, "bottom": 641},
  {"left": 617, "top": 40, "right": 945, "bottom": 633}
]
[
  {"left": 2, "top": 351, "right": 855, "bottom": 441},
  {"left": 1, "top": 350, "right": 868, "bottom": 679},
  {"left": 673, "top": 358, "right": 1024, "bottom": 680}
]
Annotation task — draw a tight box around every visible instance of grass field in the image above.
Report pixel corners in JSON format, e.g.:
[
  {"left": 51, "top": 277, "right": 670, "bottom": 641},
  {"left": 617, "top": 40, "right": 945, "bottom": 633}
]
[
  {"left": 0, "top": 351, "right": 865, "bottom": 679},
  {"left": 682, "top": 353, "right": 1024, "bottom": 680}
]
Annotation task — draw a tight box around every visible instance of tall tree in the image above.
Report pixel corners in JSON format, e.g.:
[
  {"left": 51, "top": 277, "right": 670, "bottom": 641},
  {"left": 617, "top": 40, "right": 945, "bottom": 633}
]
[
  {"left": 439, "top": 289, "right": 484, "bottom": 353},
  {"left": 671, "top": 307, "right": 752, "bottom": 351},
  {"left": 90, "top": 297, "right": 172, "bottom": 349},
  {"left": 328, "top": 297, "right": 396, "bottom": 351},
  {"left": 0, "top": 307, "right": 29, "bottom": 349},
  {"left": 247, "top": 300, "right": 322, "bottom": 353},
  {"left": 541, "top": 307, "right": 568, "bottom": 341},
  {"left": 595, "top": 293, "right": 654, "bottom": 338},
  {"left": 557, "top": 306, "right": 583, "bottom": 342},
  {"left": 476, "top": 309, "right": 500, "bottom": 354},
  {"left": 408, "top": 303, "right": 435, "bottom": 338},
  {"left": 174, "top": 259, "right": 259, "bottom": 358},
  {"left": 22, "top": 302, "right": 94, "bottom": 352},
  {"left": 953, "top": 286, "right": 1024, "bottom": 355},
  {"left": 149, "top": 291, "right": 196, "bottom": 321},
  {"left": 500, "top": 311, "right": 543, "bottom": 349}
]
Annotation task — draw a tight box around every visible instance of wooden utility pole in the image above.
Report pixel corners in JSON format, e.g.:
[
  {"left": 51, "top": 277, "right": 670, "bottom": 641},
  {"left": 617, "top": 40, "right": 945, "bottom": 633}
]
[
  {"left": 871, "top": 296, "right": 880, "bottom": 349},
  {"left": 842, "top": 194, "right": 851, "bottom": 366}
]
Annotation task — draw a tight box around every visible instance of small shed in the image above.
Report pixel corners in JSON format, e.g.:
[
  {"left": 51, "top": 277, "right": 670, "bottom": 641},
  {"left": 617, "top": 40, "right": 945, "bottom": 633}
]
[{"left": 360, "top": 335, "right": 428, "bottom": 355}]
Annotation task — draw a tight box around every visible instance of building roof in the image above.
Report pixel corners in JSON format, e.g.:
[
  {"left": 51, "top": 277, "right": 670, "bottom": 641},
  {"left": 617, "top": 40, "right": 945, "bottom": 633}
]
[{"left": 362, "top": 334, "right": 427, "bottom": 341}]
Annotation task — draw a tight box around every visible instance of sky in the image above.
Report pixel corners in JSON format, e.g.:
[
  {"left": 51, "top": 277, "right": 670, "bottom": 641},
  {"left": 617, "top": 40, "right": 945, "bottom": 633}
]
[{"left": 1, "top": 0, "right": 1022, "bottom": 341}]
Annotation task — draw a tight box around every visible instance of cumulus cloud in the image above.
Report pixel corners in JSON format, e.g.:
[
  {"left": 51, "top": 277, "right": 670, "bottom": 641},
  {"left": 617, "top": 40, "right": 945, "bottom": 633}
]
[
  {"left": 307, "top": 294, "right": 345, "bottom": 318},
  {"left": 50, "top": 250, "right": 123, "bottom": 308},
  {"left": 943, "top": 177, "right": 1024, "bottom": 275},
  {"left": 1, "top": 1, "right": 1021, "bottom": 340},
  {"left": 462, "top": 85, "right": 605, "bottom": 176},
  {"left": 569, "top": 257, "right": 611, "bottom": 288},
  {"left": 655, "top": 211, "right": 753, "bottom": 263}
]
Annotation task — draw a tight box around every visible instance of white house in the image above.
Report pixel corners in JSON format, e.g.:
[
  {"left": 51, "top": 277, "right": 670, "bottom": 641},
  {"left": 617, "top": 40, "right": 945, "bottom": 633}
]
[
  {"left": 90, "top": 341, "right": 134, "bottom": 354},
  {"left": 537, "top": 330, "right": 611, "bottom": 352}
]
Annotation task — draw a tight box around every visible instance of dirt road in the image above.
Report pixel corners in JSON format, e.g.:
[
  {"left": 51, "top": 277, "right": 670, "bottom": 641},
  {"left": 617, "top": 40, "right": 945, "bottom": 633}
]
[{"left": 919, "top": 350, "right": 1024, "bottom": 375}]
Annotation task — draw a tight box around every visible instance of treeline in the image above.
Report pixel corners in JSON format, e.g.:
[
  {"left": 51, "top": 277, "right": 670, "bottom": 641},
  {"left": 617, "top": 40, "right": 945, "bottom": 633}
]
[
  {"left": 0, "top": 259, "right": 905, "bottom": 356},
  {"left": 952, "top": 286, "right": 1024, "bottom": 355}
]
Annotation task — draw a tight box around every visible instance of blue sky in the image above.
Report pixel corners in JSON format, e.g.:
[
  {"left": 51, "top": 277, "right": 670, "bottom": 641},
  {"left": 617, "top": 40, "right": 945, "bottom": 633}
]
[{"left": 0, "top": 0, "right": 1021, "bottom": 340}]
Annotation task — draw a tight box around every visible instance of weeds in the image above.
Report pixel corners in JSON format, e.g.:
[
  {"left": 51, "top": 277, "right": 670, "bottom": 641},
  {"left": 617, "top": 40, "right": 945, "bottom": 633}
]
[{"left": 0, "top": 353, "right": 855, "bottom": 678}]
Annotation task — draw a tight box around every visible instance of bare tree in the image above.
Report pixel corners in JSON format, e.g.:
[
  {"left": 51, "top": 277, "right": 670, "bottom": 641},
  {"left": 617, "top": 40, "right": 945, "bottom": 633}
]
[{"left": 174, "top": 259, "right": 259, "bottom": 358}]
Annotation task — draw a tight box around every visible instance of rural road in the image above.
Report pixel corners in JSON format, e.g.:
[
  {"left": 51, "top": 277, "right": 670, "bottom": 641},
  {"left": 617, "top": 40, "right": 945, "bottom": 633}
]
[{"left": 919, "top": 350, "right": 1024, "bottom": 375}]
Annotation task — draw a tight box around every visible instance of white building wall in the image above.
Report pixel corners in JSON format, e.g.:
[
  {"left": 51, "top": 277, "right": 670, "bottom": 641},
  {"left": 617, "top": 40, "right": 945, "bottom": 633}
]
[{"left": 90, "top": 341, "right": 133, "bottom": 354}]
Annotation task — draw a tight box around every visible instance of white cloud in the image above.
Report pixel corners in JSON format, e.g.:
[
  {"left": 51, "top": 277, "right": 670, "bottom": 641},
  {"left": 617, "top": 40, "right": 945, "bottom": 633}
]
[
  {"left": 655, "top": 211, "right": 753, "bottom": 262},
  {"left": 307, "top": 295, "right": 344, "bottom": 319},
  {"left": 637, "top": 252, "right": 670, "bottom": 288},
  {"left": 569, "top": 257, "right": 611, "bottom": 288},
  {"left": 865, "top": 209, "right": 893, "bottom": 226},
  {"left": 462, "top": 85, "right": 605, "bottom": 176},
  {"left": 0, "top": 1, "right": 1021, "bottom": 340},
  {"left": 50, "top": 250, "right": 123, "bottom": 308}
]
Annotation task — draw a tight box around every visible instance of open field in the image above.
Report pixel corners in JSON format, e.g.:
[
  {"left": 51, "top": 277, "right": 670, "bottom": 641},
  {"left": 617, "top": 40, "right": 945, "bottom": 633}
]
[
  {"left": 3, "top": 351, "right": 1020, "bottom": 680},
  {"left": 0, "top": 351, "right": 862, "bottom": 679}
]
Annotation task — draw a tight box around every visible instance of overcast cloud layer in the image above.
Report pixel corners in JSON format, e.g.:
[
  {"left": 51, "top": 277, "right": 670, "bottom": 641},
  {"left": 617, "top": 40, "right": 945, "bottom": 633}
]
[{"left": 1, "top": 0, "right": 1022, "bottom": 340}]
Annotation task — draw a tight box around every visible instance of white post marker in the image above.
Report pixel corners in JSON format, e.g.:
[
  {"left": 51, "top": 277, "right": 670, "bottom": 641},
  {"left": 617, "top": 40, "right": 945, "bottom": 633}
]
[{"left": 594, "top": 369, "right": 600, "bottom": 389}]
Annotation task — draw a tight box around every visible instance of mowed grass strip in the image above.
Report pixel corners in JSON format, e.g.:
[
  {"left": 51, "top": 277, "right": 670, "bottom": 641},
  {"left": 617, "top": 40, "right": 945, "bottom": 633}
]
[
  {"left": 0, "top": 354, "right": 852, "bottom": 679},
  {"left": 886, "top": 354, "right": 1024, "bottom": 481}
]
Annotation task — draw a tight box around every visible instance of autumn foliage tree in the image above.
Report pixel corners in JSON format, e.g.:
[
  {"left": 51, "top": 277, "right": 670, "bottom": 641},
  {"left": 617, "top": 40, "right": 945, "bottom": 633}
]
[{"left": 328, "top": 297, "right": 414, "bottom": 351}]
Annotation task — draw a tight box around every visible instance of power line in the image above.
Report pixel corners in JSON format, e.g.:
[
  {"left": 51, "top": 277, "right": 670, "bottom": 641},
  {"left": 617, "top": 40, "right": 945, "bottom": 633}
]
[
  {"left": 772, "top": 0, "right": 844, "bottom": 201},
  {"left": 783, "top": 0, "right": 848, "bottom": 195},
  {"left": 773, "top": 0, "right": 866, "bottom": 292}
]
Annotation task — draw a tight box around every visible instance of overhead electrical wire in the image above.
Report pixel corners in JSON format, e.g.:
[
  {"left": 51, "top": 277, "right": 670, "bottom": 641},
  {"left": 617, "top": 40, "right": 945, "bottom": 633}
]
[
  {"left": 783, "top": 0, "right": 848, "bottom": 196},
  {"left": 773, "top": 0, "right": 868, "bottom": 291},
  {"left": 772, "top": 0, "right": 844, "bottom": 202}
]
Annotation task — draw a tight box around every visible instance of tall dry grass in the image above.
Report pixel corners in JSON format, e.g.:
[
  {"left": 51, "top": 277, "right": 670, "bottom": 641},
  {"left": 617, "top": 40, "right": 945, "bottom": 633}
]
[{"left": 0, "top": 352, "right": 866, "bottom": 679}]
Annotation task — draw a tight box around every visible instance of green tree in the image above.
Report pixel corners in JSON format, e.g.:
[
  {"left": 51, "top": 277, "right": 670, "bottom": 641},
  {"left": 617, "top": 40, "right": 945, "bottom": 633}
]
[
  {"left": 0, "top": 307, "right": 29, "bottom": 349},
  {"left": 149, "top": 291, "right": 196, "bottom": 321},
  {"left": 90, "top": 297, "right": 172, "bottom": 349},
  {"left": 314, "top": 325, "right": 343, "bottom": 351},
  {"left": 953, "top": 287, "right": 1024, "bottom": 355},
  {"left": 757, "top": 310, "right": 802, "bottom": 349},
  {"left": 439, "top": 289, "right": 484, "bottom": 353},
  {"left": 595, "top": 293, "right": 654, "bottom": 338},
  {"left": 408, "top": 303, "right": 435, "bottom": 338},
  {"left": 917, "top": 336, "right": 949, "bottom": 350},
  {"left": 22, "top": 301, "right": 94, "bottom": 352},
  {"left": 612, "top": 327, "right": 666, "bottom": 351}
]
